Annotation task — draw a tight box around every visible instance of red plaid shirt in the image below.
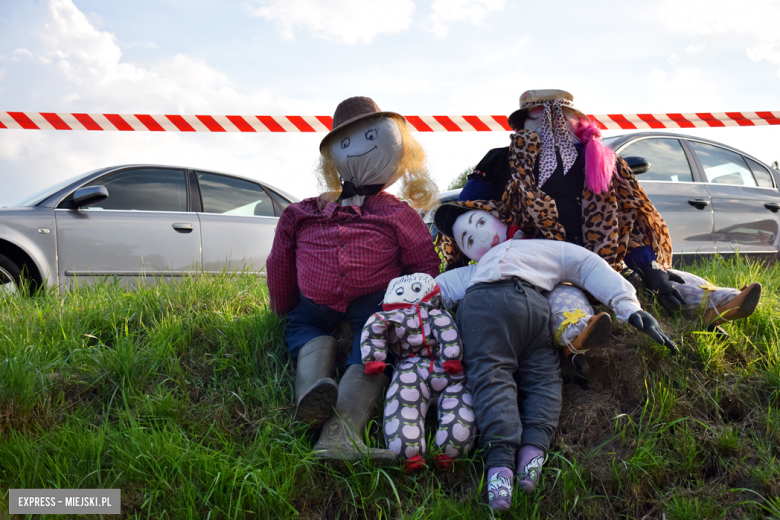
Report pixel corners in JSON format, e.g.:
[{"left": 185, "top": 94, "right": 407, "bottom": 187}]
[{"left": 267, "top": 193, "right": 441, "bottom": 314}]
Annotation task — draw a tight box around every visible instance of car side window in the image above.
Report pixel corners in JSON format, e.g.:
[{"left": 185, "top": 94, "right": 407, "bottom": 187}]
[
  {"left": 617, "top": 138, "right": 693, "bottom": 182},
  {"left": 745, "top": 157, "right": 775, "bottom": 188},
  {"left": 268, "top": 191, "right": 290, "bottom": 216},
  {"left": 85, "top": 168, "right": 187, "bottom": 211},
  {"left": 197, "top": 172, "right": 276, "bottom": 217},
  {"left": 688, "top": 141, "right": 757, "bottom": 187}
]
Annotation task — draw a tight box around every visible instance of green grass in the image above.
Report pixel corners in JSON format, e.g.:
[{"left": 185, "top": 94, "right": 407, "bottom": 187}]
[{"left": 0, "top": 256, "right": 778, "bottom": 519}]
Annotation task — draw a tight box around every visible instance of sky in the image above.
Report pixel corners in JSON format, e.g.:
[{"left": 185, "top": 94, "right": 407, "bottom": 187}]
[{"left": 1, "top": 0, "right": 779, "bottom": 207}]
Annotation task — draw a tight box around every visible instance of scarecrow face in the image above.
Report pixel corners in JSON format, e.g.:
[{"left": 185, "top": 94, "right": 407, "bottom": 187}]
[
  {"left": 523, "top": 105, "right": 578, "bottom": 133},
  {"left": 383, "top": 273, "right": 437, "bottom": 307},
  {"left": 452, "top": 210, "right": 508, "bottom": 262},
  {"left": 330, "top": 115, "right": 403, "bottom": 186}
]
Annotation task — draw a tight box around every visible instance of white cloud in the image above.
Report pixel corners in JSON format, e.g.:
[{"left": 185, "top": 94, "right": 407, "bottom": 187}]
[
  {"left": 657, "top": 0, "right": 780, "bottom": 74},
  {"left": 685, "top": 44, "right": 705, "bottom": 54},
  {"left": 12, "top": 48, "right": 34, "bottom": 60},
  {"left": 424, "top": 0, "right": 505, "bottom": 39},
  {"left": 248, "top": 0, "right": 415, "bottom": 44},
  {"left": 657, "top": 0, "right": 780, "bottom": 41},
  {"left": 747, "top": 41, "right": 780, "bottom": 63},
  {"left": 0, "top": 0, "right": 332, "bottom": 206},
  {"left": 646, "top": 67, "right": 725, "bottom": 112}
]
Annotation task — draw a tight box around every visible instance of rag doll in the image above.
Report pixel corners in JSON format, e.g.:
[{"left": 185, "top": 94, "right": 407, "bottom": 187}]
[{"left": 361, "top": 273, "right": 476, "bottom": 471}]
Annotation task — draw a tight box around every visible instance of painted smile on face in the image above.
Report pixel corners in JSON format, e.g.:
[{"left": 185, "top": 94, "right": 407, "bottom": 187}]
[
  {"left": 347, "top": 145, "right": 377, "bottom": 158},
  {"left": 452, "top": 209, "right": 509, "bottom": 262},
  {"left": 341, "top": 127, "right": 380, "bottom": 158}
]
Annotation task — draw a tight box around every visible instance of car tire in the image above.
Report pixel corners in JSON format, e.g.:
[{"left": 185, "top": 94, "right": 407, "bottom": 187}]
[{"left": 0, "top": 253, "right": 23, "bottom": 297}]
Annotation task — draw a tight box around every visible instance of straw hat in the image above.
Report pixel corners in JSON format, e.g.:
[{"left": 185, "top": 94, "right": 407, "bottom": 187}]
[
  {"left": 319, "top": 96, "right": 405, "bottom": 152},
  {"left": 507, "top": 89, "right": 588, "bottom": 130}
]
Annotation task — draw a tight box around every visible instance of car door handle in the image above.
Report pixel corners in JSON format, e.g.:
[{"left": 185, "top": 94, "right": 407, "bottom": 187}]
[
  {"left": 688, "top": 199, "right": 710, "bottom": 210},
  {"left": 765, "top": 203, "right": 780, "bottom": 213},
  {"left": 172, "top": 223, "right": 194, "bottom": 233}
]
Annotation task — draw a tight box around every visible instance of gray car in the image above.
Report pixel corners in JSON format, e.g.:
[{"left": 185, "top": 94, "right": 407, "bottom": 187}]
[
  {"left": 0, "top": 165, "right": 298, "bottom": 295},
  {"left": 423, "top": 132, "right": 780, "bottom": 264}
]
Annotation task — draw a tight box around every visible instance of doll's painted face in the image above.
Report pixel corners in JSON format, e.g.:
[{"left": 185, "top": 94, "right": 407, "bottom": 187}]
[
  {"left": 452, "top": 210, "right": 508, "bottom": 262},
  {"left": 330, "top": 116, "right": 403, "bottom": 186},
  {"left": 383, "top": 273, "right": 437, "bottom": 307}
]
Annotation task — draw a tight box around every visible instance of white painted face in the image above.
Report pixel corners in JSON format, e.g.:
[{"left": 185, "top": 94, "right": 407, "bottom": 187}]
[
  {"left": 523, "top": 105, "right": 578, "bottom": 133},
  {"left": 330, "top": 115, "right": 403, "bottom": 191},
  {"left": 383, "top": 273, "right": 437, "bottom": 307},
  {"left": 452, "top": 210, "right": 508, "bottom": 262}
]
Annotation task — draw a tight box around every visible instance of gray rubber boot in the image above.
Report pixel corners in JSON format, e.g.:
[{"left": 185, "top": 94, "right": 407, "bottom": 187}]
[
  {"left": 313, "top": 364, "right": 397, "bottom": 466},
  {"left": 294, "top": 336, "right": 339, "bottom": 428}
]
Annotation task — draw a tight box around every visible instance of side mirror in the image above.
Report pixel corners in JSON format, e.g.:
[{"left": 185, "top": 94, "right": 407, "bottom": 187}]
[
  {"left": 72, "top": 185, "right": 109, "bottom": 208},
  {"left": 624, "top": 156, "right": 650, "bottom": 175}
]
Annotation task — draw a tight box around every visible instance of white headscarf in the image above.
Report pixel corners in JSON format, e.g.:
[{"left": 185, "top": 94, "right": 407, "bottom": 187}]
[{"left": 330, "top": 116, "right": 404, "bottom": 207}]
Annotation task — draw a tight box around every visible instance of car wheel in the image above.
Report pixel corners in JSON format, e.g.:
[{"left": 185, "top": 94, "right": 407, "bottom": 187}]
[{"left": 0, "top": 253, "right": 22, "bottom": 297}]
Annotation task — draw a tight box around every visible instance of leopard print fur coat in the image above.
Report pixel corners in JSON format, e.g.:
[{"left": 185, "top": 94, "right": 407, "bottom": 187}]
[{"left": 438, "top": 129, "right": 673, "bottom": 272}]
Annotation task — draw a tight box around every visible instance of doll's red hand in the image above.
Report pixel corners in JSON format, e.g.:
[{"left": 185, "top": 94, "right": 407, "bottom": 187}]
[
  {"left": 365, "top": 361, "right": 387, "bottom": 375},
  {"left": 443, "top": 360, "right": 463, "bottom": 374}
]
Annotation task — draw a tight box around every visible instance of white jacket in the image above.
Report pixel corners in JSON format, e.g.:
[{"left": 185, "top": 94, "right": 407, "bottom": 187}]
[{"left": 435, "top": 239, "right": 642, "bottom": 322}]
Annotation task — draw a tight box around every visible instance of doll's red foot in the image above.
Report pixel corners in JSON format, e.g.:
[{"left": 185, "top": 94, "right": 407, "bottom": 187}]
[
  {"left": 435, "top": 454, "right": 454, "bottom": 470},
  {"left": 403, "top": 455, "right": 426, "bottom": 472}
]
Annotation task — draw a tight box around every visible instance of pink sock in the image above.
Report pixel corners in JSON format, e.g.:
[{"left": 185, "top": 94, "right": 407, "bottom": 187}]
[
  {"left": 487, "top": 466, "right": 513, "bottom": 511},
  {"left": 516, "top": 445, "right": 545, "bottom": 493}
]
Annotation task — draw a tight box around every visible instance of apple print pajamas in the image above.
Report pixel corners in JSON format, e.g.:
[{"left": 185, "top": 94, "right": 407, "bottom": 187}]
[{"left": 360, "top": 302, "right": 477, "bottom": 461}]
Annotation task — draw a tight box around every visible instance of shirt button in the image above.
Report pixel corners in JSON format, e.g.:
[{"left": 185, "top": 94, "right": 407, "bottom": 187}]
[
  {"left": 339, "top": 273, "right": 345, "bottom": 277},
  {"left": 339, "top": 243, "right": 344, "bottom": 248},
  {"left": 576, "top": 197, "right": 581, "bottom": 201}
]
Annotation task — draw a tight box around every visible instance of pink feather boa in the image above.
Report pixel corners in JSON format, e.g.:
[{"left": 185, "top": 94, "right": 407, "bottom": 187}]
[{"left": 573, "top": 119, "right": 616, "bottom": 195}]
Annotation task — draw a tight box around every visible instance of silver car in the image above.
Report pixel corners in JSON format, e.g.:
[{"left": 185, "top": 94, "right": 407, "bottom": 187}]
[
  {"left": 0, "top": 165, "right": 298, "bottom": 295},
  {"left": 424, "top": 132, "right": 780, "bottom": 264},
  {"left": 605, "top": 132, "right": 780, "bottom": 263}
]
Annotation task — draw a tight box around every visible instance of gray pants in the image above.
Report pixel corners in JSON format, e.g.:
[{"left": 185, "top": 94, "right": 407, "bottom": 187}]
[{"left": 455, "top": 278, "right": 563, "bottom": 470}]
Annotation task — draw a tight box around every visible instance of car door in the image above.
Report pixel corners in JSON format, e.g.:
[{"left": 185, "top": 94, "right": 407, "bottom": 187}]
[
  {"left": 686, "top": 140, "right": 780, "bottom": 256},
  {"left": 54, "top": 167, "right": 202, "bottom": 287},
  {"left": 195, "top": 171, "right": 280, "bottom": 276},
  {"left": 615, "top": 137, "right": 716, "bottom": 258}
]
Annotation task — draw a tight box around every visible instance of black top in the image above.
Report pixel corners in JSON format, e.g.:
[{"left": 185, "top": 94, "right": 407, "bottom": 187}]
[{"left": 465, "top": 145, "right": 586, "bottom": 245}]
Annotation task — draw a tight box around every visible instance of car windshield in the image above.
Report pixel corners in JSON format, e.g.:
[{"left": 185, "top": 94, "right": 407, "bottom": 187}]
[
  {"left": 7, "top": 170, "right": 100, "bottom": 207},
  {"left": 601, "top": 136, "right": 621, "bottom": 149}
]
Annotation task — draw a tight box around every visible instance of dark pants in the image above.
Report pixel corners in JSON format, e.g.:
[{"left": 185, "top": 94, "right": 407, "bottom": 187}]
[
  {"left": 456, "top": 278, "right": 562, "bottom": 470},
  {"left": 285, "top": 290, "right": 385, "bottom": 366}
]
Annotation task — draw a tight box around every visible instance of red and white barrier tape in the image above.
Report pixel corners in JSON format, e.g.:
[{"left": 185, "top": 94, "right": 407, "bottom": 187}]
[{"left": 2, "top": 111, "right": 779, "bottom": 132}]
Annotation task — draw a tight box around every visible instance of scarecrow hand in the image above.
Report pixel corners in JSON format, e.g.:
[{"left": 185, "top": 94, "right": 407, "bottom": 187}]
[
  {"left": 639, "top": 262, "right": 686, "bottom": 314},
  {"left": 628, "top": 310, "right": 677, "bottom": 354}
]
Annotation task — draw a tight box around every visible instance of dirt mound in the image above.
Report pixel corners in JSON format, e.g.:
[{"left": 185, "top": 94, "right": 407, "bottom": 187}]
[{"left": 555, "top": 324, "right": 649, "bottom": 472}]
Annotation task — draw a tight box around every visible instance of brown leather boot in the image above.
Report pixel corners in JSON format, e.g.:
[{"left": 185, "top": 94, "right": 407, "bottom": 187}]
[
  {"left": 313, "top": 364, "right": 397, "bottom": 466},
  {"left": 563, "top": 312, "right": 612, "bottom": 374},
  {"left": 702, "top": 282, "right": 762, "bottom": 327},
  {"left": 294, "top": 336, "right": 339, "bottom": 428}
]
